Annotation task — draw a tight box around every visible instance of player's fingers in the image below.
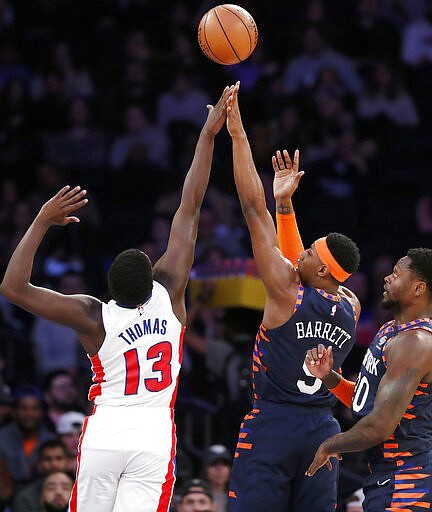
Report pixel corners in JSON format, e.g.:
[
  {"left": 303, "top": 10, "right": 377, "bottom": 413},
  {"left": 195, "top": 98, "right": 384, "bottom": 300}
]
[
  {"left": 305, "top": 348, "right": 318, "bottom": 365},
  {"left": 56, "top": 185, "right": 71, "bottom": 198},
  {"left": 317, "top": 343, "right": 327, "bottom": 358},
  {"left": 65, "top": 198, "right": 88, "bottom": 213},
  {"left": 64, "top": 188, "right": 86, "bottom": 205},
  {"left": 63, "top": 186, "right": 85, "bottom": 203},
  {"left": 294, "top": 172, "right": 305, "bottom": 185},
  {"left": 272, "top": 155, "right": 279, "bottom": 173},
  {"left": 65, "top": 216, "right": 80, "bottom": 224},
  {"left": 61, "top": 185, "right": 81, "bottom": 200},
  {"left": 293, "top": 149, "right": 300, "bottom": 170},
  {"left": 282, "top": 149, "right": 292, "bottom": 169},
  {"left": 305, "top": 458, "right": 322, "bottom": 477},
  {"left": 326, "top": 460, "right": 333, "bottom": 471},
  {"left": 276, "top": 150, "right": 285, "bottom": 169}
]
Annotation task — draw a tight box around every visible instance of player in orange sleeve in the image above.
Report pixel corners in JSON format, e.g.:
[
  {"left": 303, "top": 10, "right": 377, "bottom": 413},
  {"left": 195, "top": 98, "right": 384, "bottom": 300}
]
[{"left": 226, "top": 82, "right": 361, "bottom": 512}]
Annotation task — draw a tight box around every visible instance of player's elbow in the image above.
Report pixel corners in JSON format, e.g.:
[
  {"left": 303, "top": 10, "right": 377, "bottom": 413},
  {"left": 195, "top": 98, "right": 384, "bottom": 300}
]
[
  {"left": 367, "top": 419, "right": 395, "bottom": 445},
  {"left": 241, "top": 202, "right": 263, "bottom": 220},
  {"left": 0, "top": 279, "right": 26, "bottom": 303}
]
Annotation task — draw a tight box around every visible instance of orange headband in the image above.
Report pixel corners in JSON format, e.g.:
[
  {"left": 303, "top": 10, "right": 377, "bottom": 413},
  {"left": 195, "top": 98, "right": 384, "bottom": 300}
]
[{"left": 314, "top": 237, "right": 351, "bottom": 282}]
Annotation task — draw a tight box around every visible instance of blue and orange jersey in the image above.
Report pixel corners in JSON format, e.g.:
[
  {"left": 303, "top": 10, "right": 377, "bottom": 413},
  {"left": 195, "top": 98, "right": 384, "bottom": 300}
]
[
  {"left": 252, "top": 283, "right": 357, "bottom": 406},
  {"left": 352, "top": 317, "right": 432, "bottom": 471}
]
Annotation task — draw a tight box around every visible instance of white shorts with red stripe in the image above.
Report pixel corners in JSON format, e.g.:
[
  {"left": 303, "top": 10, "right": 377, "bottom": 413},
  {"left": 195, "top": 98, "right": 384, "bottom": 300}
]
[{"left": 69, "top": 405, "right": 176, "bottom": 512}]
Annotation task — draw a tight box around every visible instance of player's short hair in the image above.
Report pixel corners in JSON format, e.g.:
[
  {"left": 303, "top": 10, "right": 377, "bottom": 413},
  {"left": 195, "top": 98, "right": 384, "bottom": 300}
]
[
  {"left": 407, "top": 248, "right": 432, "bottom": 299},
  {"left": 326, "top": 233, "right": 360, "bottom": 275},
  {"left": 107, "top": 249, "right": 153, "bottom": 307}
]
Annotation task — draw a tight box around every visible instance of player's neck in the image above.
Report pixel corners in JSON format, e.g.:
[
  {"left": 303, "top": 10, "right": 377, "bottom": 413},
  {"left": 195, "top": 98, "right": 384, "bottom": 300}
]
[{"left": 393, "top": 303, "right": 431, "bottom": 326}]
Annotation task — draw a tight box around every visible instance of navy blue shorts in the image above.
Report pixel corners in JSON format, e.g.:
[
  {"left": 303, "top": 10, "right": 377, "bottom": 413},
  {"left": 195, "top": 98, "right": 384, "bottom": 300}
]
[
  {"left": 363, "top": 457, "right": 432, "bottom": 512},
  {"left": 228, "top": 400, "right": 341, "bottom": 512}
]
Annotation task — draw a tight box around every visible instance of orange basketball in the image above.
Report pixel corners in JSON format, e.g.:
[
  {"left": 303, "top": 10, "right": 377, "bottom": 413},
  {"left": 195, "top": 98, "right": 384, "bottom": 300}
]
[{"left": 197, "top": 4, "right": 258, "bottom": 65}]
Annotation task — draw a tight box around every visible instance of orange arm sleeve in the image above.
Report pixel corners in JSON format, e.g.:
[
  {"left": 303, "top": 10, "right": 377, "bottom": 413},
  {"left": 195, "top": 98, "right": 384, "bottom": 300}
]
[
  {"left": 276, "top": 212, "right": 304, "bottom": 266},
  {"left": 330, "top": 376, "right": 356, "bottom": 408}
]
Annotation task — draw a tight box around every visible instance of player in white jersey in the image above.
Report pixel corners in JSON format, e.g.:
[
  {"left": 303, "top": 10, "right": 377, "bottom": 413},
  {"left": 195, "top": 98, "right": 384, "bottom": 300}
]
[{"left": 0, "top": 85, "right": 233, "bottom": 512}]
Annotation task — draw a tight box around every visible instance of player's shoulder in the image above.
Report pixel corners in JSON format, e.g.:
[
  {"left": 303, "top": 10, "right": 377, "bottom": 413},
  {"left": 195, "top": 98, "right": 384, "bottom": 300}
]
[{"left": 339, "top": 285, "right": 359, "bottom": 304}]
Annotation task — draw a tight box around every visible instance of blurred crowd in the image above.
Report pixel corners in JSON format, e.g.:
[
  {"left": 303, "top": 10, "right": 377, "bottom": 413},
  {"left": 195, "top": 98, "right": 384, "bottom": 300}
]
[{"left": 0, "top": 0, "right": 431, "bottom": 510}]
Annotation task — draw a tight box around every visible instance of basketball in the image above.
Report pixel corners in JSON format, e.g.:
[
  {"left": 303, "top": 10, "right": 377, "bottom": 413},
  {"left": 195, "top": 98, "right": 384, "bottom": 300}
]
[{"left": 197, "top": 4, "right": 258, "bottom": 65}]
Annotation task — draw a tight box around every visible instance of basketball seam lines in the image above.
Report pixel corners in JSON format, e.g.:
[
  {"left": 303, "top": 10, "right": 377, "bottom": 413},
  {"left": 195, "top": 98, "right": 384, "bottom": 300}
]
[
  {"left": 202, "top": 12, "right": 225, "bottom": 64},
  {"left": 220, "top": 5, "right": 253, "bottom": 54},
  {"left": 214, "top": 7, "right": 241, "bottom": 63}
]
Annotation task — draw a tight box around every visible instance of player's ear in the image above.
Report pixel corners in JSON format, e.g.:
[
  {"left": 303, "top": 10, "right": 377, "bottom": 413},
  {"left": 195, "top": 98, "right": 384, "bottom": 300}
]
[
  {"left": 317, "top": 265, "right": 330, "bottom": 278},
  {"left": 414, "top": 280, "right": 426, "bottom": 297}
]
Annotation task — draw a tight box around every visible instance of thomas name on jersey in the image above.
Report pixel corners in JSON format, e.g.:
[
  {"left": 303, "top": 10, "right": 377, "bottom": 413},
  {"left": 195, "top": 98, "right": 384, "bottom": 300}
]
[
  {"left": 296, "top": 321, "right": 352, "bottom": 348},
  {"left": 117, "top": 317, "right": 168, "bottom": 345}
]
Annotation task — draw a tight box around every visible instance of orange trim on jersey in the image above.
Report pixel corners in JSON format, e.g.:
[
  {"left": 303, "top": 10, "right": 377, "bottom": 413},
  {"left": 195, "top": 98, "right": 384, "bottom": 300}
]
[
  {"left": 276, "top": 212, "right": 304, "bottom": 266},
  {"left": 395, "top": 484, "right": 415, "bottom": 490},
  {"left": 384, "top": 451, "right": 413, "bottom": 458},
  {"left": 390, "top": 502, "right": 430, "bottom": 509},
  {"left": 315, "top": 237, "right": 351, "bottom": 282},
  {"left": 229, "top": 490, "right": 238, "bottom": 498},
  {"left": 393, "top": 492, "right": 427, "bottom": 499},
  {"left": 396, "top": 473, "right": 430, "bottom": 480},
  {"left": 330, "top": 376, "right": 355, "bottom": 408},
  {"left": 237, "top": 442, "right": 252, "bottom": 450}
]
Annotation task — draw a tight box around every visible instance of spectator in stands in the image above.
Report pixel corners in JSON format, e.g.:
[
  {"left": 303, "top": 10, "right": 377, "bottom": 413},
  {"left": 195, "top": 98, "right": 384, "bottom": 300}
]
[
  {"left": 44, "top": 96, "right": 108, "bottom": 173},
  {"left": 401, "top": 0, "right": 432, "bottom": 67},
  {"left": 43, "top": 371, "right": 85, "bottom": 430},
  {"left": 31, "top": 273, "right": 89, "bottom": 381},
  {"left": 52, "top": 42, "right": 94, "bottom": 99},
  {"left": 357, "top": 61, "right": 419, "bottom": 127},
  {"left": 55, "top": 411, "right": 85, "bottom": 474},
  {"left": 175, "top": 478, "right": 215, "bottom": 512},
  {"left": 202, "top": 445, "right": 231, "bottom": 512},
  {"left": 282, "top": 25, "right": 363, "bottom": 96},
  {"left": 39, "top": 471, "right": 74, "bottom": 512},
  {"left": 108, "top": 103, "right": 169, "bottom": 170},
  {"left": 0, "top": 385, "right": 54, "bottom": 492},
  {"left": 156, "top": 73, "right": 210, "bottom": 130},
  {"left": 12, "top": 439, "right": 68, "bottom": 512}
]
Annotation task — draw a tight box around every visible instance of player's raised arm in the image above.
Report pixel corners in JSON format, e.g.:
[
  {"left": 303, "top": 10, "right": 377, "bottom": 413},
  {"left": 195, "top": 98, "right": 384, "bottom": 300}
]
[
  {"left": 226, "top": 82, "right": 297, "bottom": 306},
  {"left": 153, "top": 85, "right": 232, "bottom": 324},
  {"left": 273, "top": 149, "right": 305, "bottom": 265},
  {"left": 0, "top": 187, "right": 103, "bottom": 352}
]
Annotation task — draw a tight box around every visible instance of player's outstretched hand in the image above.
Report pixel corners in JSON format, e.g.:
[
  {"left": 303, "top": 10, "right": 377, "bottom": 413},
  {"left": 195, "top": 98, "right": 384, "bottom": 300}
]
[
  {"left": 204, "top": 85, "right": 233, "bottom": 137},
  {"left": 272, "top": 149, "right": 304, "bottom": 202},
  {"left": 226, "top": 81, "right": 244, "bottom": 138},
  {"left": 306, "top": 440, "right": 342, "bottom": 477},
  {"left": 37, "top": 186, "right": 88, "bottom": 227},
  {"left": 305, "top": 344, "right": 333, "bottom": 380}
]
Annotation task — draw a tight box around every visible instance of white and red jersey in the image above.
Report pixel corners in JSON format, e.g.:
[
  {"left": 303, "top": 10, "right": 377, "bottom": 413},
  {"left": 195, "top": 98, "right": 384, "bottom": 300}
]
[{"left": 88, "top": 281, "right": 184, "bottom": 408}]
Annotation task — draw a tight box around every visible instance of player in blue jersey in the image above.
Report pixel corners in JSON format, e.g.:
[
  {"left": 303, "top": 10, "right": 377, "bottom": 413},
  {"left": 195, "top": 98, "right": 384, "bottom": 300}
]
[
  {"left": 306, "top": 248, "right": 432, "bottom": 511},
  {"left": 225, "top": 81, "right": 361, "bottom": 512}
]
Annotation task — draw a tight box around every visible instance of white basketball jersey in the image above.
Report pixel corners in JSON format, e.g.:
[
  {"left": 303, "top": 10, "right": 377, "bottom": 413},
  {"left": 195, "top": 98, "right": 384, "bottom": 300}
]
[{"left": 88, "top": 281, "right": 184, "bottom": 407}]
